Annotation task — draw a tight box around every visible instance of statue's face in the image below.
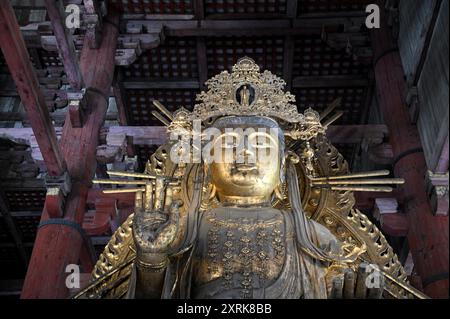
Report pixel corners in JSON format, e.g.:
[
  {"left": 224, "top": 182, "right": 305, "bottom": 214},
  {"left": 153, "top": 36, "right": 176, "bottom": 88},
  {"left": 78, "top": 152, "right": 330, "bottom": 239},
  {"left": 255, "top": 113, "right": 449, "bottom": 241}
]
[{"left": 208, "top": 120, "right": 282, "bottom": 201}]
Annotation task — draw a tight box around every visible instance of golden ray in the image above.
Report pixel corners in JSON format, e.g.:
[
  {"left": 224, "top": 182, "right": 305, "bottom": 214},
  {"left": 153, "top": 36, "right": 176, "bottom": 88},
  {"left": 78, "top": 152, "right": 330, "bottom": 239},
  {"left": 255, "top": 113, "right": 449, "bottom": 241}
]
[
  {"left": 311, "top": 170, "right": 390, "bottom": 181},
  {"left": 151, "top": 111, "right": 170, "bottom": 126},
  {"left": 152, "top": 100, "right": 174, "bottom": 121}
]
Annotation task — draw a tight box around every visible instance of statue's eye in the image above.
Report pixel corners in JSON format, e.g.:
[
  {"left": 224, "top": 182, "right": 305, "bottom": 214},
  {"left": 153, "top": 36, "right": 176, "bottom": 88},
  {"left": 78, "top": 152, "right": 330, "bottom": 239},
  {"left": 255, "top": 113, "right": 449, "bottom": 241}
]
[
  {"left": 223, "top": 140, "right": 238, "bottom": 148},
  {"left": 215, "top": 134, "right": 241, "bottom": 149},
  {"left": 248, "top": 133, "right": 275, "bottom": 149}
]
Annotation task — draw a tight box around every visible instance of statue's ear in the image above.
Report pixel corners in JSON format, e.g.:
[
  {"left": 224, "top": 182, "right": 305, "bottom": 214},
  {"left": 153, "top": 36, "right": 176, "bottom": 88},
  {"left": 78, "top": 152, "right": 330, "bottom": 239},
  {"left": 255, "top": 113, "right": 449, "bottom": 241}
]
[
  {"left": 201, "top": 163, "right": 216, "bottom": 200},
  {"left": 279, "top": 152, "right": 289, "bottom": 184}
]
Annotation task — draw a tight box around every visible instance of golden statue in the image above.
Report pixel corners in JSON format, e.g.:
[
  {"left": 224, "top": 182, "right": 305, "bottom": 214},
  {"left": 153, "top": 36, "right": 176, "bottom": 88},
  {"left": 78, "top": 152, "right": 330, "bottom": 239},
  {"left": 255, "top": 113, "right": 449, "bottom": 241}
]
[{"left": 76, "top": 58, "right": 428, "bottom": 299}]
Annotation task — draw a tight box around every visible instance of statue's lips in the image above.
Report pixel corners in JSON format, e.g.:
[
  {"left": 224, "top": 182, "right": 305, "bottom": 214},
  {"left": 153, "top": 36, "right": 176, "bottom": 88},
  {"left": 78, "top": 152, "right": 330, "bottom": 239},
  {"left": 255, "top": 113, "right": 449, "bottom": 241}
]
[{"left": 233, "top": 164, "right": 258, "bottom": 172}]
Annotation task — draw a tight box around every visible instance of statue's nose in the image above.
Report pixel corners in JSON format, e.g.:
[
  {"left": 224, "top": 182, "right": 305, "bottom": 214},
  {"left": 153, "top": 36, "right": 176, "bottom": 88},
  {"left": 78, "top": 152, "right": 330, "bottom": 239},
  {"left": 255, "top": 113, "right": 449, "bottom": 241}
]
[{"left": 236, "top": 147, "right": 255, "bottom": 163}]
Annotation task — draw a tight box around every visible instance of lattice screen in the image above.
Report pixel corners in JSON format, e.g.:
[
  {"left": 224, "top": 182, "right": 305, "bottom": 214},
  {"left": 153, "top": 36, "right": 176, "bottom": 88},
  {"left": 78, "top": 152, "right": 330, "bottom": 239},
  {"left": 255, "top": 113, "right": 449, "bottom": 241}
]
[
  {"left": 0, "top": 217, "right": 15, "bottom": 242},
  {"left": 206, "top": 37, "right": 284, "bottom": 77},
  {"left": 109, "top": 0, "right": 194, "bottom": 14},
  {"left": 14, "top": 215, "right": 41, "bottom": 243},
  {"left": 292, "top": 87, "right": 366, "bottom": 125},
  {"left": 293, "top": 36, "right": 370, "bottom": 77},
  {"left": 123, "top": 38, "right": 198, "bottom": 80},
  {"left": 126, "top": 88, "right": 199, "bottom": 125},
  {"left": 3, "top": 190, "right": 46, "bottom": 212},
  {"left": 38, "top": 49, "right": 63, "bottom": 68},
  {"left": 0, "top": 247, "right": 26, "bottom": 279},
  {"left": 205, "top": 0, "right": 287, "bottom": 15},
  {"left": 299, "top": 0, "right": 372, "bottom": 15}
]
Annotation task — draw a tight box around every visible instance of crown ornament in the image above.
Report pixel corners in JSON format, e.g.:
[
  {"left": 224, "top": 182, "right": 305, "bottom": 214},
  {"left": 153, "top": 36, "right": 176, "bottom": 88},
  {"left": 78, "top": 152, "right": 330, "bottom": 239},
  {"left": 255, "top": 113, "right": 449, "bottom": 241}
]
[
  {"left": 191, "top": 57, "right": 305, "bottom": 123},
  {"left": 157, "top": 57, "right": 327, "bottom": 142}
]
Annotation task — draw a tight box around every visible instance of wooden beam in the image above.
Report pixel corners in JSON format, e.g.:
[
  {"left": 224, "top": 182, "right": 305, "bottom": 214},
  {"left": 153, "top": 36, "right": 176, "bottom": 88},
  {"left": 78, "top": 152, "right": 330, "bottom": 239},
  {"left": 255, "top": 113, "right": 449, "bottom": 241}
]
[
  {"left": 373, "top": 198, "right": 409, "bottom": 236},
  {"left": 84, "top": 0, "right": 103, "bottom": 49},
  {"left": 121, "top": 14, "right": 195, "bottom": 20},
  {"left": 0, "top": 1, "right": 66, "bottom": 176},
  {"left": 286, "top": 0, "right": 298, "bottom": 19},
  {"left": 112, "top": 70, "right": 129, "bottom": 126},
  {"left": 0, "top": 178, "right": 45, "bottom": 190},
  {"left": 44, "top": 0, "right": 84, "bottom": 90},
  {"left": 325, "top": 124, "right": 387, "bottom": 144},
  {"left": 0, "top": 111, "right": 119, "bottom": 125},
  {"left": 354, "top": 190, "right": 404, "bottom": 212},
  {"left": 102, "top": 125, "right": 385, "bottom": 147},
  {"left": 103, "top": 125, "right": 385, "bottom": 147},
  {"left": 0, "top": 279, "right": 23, "bottom": 297},
  {"left": 122, "top": 76, "right": 369, "bottom": 90},
  {"left": 193, "top": 0, "right": 204, "bottom": 20},
  {"left": 0, "top": 125, "right": 388, "bottom": 164},
  {"left": 21, "top": 9, "right": 119, "bottom": 299},
  {"left": 426, "top": 171, "right": 449, "bottom": 216},
  {"left": 106, "top": 126, "right": 167, "bottom": 146},
  {"left": 124, "top": 18, "right": 365, "bottom": 37},
  {"left": 123, "top": 80, "right": 200, "bottom": 89},
  {"left": 434, "top": 134, "right": 449, "bottom": 173}
]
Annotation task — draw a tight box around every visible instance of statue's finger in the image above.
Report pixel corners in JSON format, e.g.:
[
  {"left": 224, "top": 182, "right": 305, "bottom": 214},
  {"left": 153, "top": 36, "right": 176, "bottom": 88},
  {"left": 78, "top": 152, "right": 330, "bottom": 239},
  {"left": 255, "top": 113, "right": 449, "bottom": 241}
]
[
  {"left": 343, "top": 268, "right": 356, "bottom": 299},
  {"left": 135, "top": 190, "right": 144, "bottom": 211},
  {"left": 163, "top": 186, "right": 173, "bottom": 213},
  {"left": 168, "top": 200, "right": 182, "bottom": 225},
  {"left": 329, "top": 277, "right": 344, "bottom": 299},
  {"left": 355, "top": 263, "right": 369, "bottom": 299},
  {"left": 153, "top": 177, "right": 165, "bottom": 211},
  {"left": 144, "top": 182, "right": 153, "bottom": 212}
]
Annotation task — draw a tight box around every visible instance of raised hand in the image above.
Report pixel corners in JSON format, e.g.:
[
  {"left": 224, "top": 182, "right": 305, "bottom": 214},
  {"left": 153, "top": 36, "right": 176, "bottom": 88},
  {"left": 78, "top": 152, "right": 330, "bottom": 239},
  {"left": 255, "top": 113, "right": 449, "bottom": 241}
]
[{"left": 132, "top": 176, "right": 183, "bottom": 263}]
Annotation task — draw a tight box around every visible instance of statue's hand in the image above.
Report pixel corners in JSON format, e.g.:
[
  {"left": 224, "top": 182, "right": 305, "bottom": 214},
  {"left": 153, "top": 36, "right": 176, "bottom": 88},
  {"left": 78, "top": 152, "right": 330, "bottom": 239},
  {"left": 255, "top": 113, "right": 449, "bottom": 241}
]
[
  {"left": 132, "top": 176, "right": 183, "bottom": 262},
  {"left": 328, "top": 263, "right": 385, "bottom": 299}
]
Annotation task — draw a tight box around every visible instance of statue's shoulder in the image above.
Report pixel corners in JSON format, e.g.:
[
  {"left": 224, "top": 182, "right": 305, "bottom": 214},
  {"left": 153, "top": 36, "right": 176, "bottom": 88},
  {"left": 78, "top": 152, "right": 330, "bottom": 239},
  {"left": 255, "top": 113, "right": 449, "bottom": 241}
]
[{"left": 281, "top": 209, "right": 340, "bottom": 249}]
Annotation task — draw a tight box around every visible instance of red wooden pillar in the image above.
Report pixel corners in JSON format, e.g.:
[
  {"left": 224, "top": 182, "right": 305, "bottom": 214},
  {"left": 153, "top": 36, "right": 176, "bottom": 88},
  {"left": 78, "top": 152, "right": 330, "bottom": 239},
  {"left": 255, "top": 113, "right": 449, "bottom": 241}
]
[
  {"left": 0, "top": 2, "right": 66, "bottom": 176},
  {"left": 371, "top": 2, "right": 449, "bottom": 298},
  {"left": 20, "top": 10, "right": 119, "bottom": 298}
]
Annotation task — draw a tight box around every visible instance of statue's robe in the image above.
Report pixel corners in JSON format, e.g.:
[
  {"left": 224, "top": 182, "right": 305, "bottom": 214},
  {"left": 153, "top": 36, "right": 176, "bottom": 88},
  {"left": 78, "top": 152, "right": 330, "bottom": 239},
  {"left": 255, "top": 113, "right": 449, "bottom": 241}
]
[{"left": 126, "top": 206, "right": 341, "bottom": 299}]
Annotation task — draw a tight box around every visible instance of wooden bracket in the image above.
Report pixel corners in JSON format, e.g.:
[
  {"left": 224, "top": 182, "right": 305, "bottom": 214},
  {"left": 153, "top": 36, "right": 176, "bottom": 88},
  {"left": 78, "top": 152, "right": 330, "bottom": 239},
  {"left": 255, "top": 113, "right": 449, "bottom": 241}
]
[
  {"left": 67, "top": 91, "right": 87, "bottom": 128},
  {"left": 69, "top": 100, "right": 84, "bottom": 128},
  {"left": 84, "top": 0, "right": 104, "bottom": 49},
  {"left": 374, "top": 198, "right": 409, "bottom": 237},
  {"left": 44, "top": 171, "right": 71, "bottom": 218},
  {"left": 426, "top": 171, "right": 449, "bottom": 216}
]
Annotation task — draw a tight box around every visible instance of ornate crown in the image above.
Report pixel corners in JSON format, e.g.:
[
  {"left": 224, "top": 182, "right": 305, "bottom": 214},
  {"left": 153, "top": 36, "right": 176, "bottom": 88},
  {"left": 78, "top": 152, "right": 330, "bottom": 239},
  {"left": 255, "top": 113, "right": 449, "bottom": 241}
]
[
  {"left": 159, "top": 57, "right": 325, "bottom": 141},
  {"left": 191, "top": 57, "right": 304, "bottom": 123}
]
